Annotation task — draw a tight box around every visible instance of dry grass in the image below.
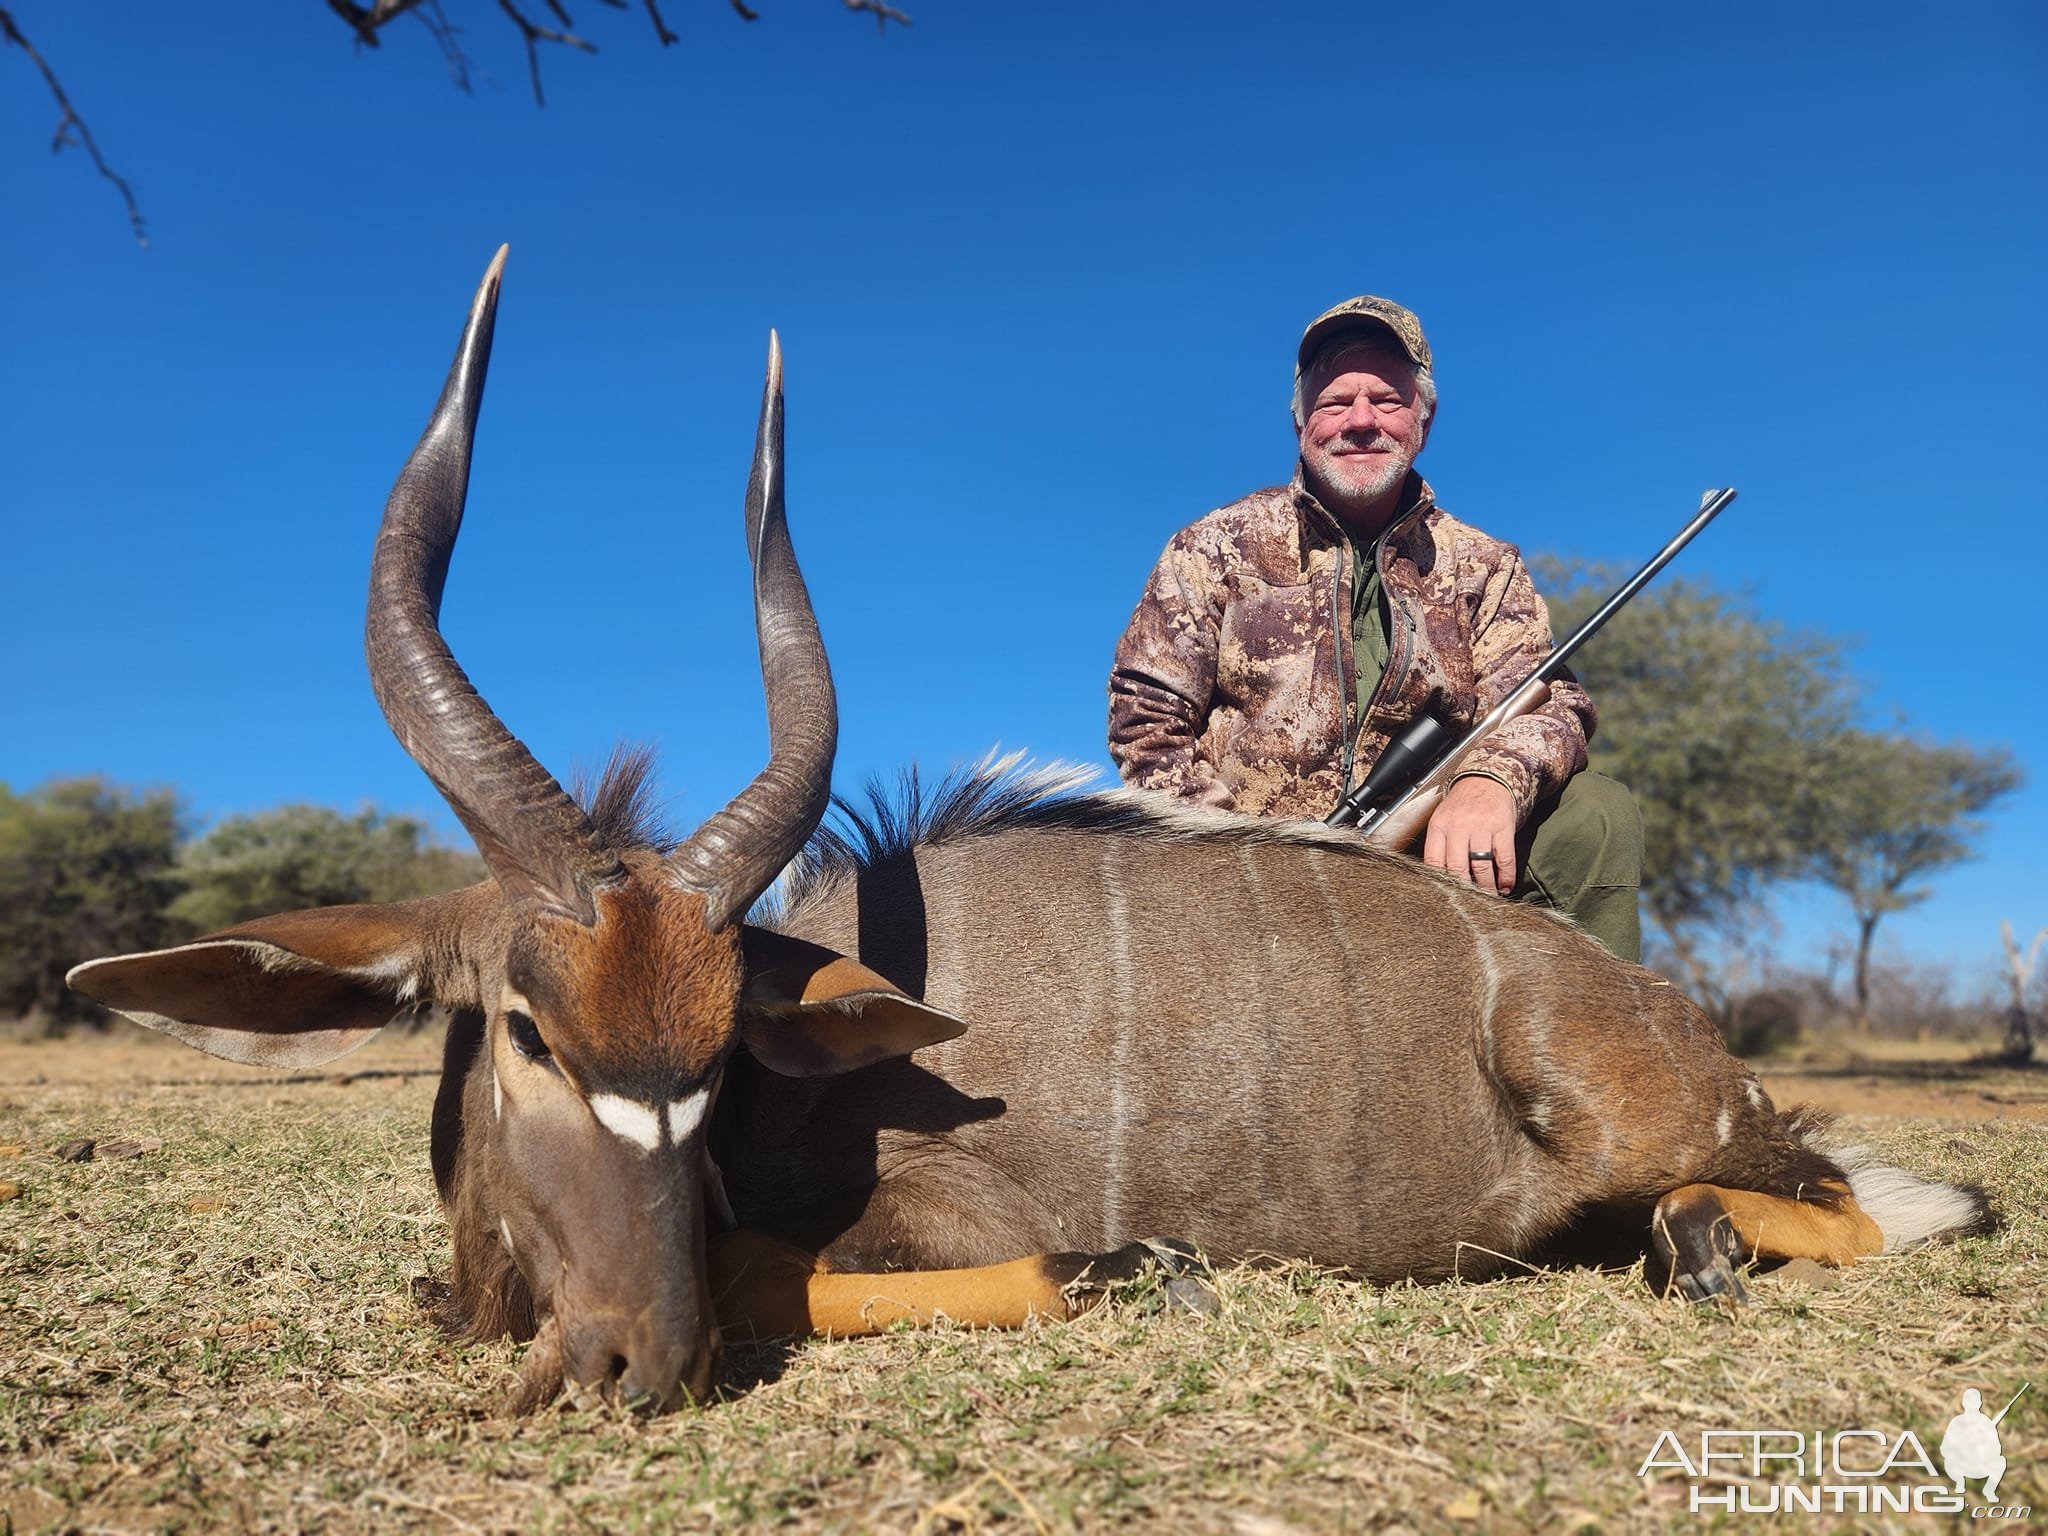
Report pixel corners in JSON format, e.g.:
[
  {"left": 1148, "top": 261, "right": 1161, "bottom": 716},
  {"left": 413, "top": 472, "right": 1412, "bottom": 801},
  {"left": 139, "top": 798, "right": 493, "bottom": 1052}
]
[{"left": 1, "top": 1027, "right": 2041, "bottom": 1534}]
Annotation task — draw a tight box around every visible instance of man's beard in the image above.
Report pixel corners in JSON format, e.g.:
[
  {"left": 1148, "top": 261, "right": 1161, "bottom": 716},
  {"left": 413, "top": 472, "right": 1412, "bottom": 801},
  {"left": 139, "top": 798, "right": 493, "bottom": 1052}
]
[{"left": 1302, "top": 434, "right": 1413, "bottom": 513}]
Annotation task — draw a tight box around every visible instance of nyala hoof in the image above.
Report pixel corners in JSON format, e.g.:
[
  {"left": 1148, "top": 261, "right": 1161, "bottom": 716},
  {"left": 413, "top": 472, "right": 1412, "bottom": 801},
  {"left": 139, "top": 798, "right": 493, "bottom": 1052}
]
[
  {"left": 1652, "top": 1191, "right": 1752, "bottom": 1305},
  {"left": 1042, "top": 1236, "right": 1218, "bottom": 1315},
  {"left": 1139, "top": 1237, "right": 1220, "bottom": 1314}
]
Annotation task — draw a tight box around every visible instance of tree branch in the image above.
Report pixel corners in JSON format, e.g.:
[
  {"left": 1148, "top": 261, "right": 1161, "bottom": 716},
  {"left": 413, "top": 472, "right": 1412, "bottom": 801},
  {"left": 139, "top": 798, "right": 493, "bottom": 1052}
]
[
  {"left": 2002, "top": 920, "right": 2048, "bottom": 1009},
  {"left": 1, "top": 7, "right": 148, "bottom": 247},
  {"left": 325, "top": 1, "right": 911, "bottom": 103},
  {"left": 410, "top": 2, "right": 476, "bottom": 91},
  {"left": 845, "top": 0, "right": 909, "bottom": 29},
  {"left": 496, "top": 0, "right": 597, "bottom": 106},
  {"left": 326, "top": 0, "right": 437, "bottom": 47}
]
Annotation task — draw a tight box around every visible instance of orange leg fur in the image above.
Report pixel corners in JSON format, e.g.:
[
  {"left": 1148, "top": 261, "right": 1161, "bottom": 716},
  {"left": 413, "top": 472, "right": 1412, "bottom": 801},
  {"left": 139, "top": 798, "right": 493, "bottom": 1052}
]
[
  {"left": 706, "top": 1230, "right": 1150, "bottom": 1340},
  {"left": 1655, "top": 1180, "right": 1884, "bottom": 1272}
]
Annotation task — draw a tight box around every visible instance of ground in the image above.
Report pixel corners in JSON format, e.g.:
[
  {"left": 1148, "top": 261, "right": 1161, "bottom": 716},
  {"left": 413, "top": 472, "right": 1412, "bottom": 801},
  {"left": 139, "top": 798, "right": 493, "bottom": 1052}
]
[{"left": 0, "top": 1026, "right": 2041, "bottom": 1534}]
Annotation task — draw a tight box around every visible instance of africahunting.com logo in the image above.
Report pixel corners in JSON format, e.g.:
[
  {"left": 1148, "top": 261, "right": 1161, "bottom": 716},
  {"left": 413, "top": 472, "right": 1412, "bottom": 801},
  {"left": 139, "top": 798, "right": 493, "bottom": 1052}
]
[{"left": 1637, "top": 1383, "right": 2030, "bottom": 1518}]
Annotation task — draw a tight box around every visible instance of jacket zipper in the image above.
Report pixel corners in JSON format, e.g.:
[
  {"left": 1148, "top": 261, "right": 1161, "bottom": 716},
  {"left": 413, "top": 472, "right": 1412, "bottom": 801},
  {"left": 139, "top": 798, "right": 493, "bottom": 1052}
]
[{"left": 1330, "top": 535, "right": 1354, "bottom": 791}]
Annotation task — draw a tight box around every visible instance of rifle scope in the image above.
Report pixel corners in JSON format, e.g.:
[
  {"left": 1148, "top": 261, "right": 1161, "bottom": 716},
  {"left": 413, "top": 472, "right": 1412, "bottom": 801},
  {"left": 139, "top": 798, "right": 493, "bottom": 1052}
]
[{"left": 1326, "top": 487, "right": 1738, "bottom": 831}]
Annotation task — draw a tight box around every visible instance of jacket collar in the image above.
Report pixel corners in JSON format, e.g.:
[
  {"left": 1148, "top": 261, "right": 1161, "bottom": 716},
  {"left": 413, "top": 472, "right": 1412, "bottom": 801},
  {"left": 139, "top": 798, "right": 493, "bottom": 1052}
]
[{"left": 1287, "top": 467, "right": 1437, "bottom": 572}]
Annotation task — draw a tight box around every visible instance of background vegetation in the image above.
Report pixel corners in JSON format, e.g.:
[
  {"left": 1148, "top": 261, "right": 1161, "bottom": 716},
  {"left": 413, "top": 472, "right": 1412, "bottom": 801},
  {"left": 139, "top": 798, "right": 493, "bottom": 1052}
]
[
  {"left": 1539, "top": 560, "right": 2029, "bottom": 1056},
  {"left": 0, "top": 790, "right": 483, "bottom": 1027}
]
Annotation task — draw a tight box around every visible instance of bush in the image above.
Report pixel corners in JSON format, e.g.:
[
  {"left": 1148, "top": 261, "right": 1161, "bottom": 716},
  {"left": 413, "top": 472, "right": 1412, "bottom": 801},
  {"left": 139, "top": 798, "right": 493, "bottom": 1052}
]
[
  {"left": 1718, "top": 988, "right": 1805, "bottom": 1057},
  {"left": 0, "top": 779, "right": 186, "bottom": 1025},
  {"left": 171, "top": 805, "right": 485, "bottom": 932}
]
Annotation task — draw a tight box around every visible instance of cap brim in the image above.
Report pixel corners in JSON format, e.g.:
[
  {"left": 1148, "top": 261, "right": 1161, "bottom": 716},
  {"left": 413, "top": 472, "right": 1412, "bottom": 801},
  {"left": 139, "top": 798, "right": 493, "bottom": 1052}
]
[{"left": 1295, "top": 315, "right": 1425, "bottom": 375}]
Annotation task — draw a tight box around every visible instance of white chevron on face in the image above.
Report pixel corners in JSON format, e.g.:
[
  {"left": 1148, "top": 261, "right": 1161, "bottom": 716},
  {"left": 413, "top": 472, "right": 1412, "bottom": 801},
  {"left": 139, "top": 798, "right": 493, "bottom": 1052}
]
[
  {"left": 587, "top": 1093, "right": 663, "bottom": 1153},
  {"left": 582, "top": 1087, "right": 713, "bottom": 1152},
  {"left": 667, "top": 1087, "right": 711, "bottom": 1145}
]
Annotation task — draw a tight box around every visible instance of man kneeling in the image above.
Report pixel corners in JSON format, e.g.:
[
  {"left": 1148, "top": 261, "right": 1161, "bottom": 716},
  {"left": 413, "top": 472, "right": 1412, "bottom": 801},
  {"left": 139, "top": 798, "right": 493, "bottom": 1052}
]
[{"left": 1107, "top": 295, "right": 1642, "bottom": 961}]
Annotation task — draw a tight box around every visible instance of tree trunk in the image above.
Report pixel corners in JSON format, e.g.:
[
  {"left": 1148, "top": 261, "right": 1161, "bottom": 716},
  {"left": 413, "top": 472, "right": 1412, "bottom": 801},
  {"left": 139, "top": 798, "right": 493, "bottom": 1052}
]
[
  {"left": 2002, "top": 1006, "right": 2036, "bottom": 1065},
  {"left": 2000, "top": 921, "right": 2045, "bottom": 1064},
  {"left": 1852, "top": 912, "right": 1879, "bottom": 1035}
]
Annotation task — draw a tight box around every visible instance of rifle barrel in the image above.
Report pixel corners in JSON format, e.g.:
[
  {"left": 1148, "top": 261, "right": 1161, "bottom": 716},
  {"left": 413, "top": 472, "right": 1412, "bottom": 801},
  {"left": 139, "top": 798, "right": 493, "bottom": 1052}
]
[
  {"left": 1991, "top": 1382, "right": 2031, "bottom": 1426},
  {"left": 1538, "top": 487, "right": 1738, "bottom": 684}
]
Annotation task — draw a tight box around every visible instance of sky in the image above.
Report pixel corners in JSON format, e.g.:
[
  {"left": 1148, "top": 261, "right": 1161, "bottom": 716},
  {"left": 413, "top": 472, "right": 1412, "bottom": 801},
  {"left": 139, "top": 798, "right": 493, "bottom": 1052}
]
[{"left": 3, "top": 2, "right": 2043, "bottom": 992}]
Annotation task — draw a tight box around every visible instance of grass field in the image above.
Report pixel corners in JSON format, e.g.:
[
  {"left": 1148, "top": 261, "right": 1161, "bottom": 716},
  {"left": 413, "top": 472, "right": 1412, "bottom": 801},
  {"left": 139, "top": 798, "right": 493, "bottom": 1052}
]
[{"left": 1, "top": 1026, "right": 2041, "bottom": 1534}]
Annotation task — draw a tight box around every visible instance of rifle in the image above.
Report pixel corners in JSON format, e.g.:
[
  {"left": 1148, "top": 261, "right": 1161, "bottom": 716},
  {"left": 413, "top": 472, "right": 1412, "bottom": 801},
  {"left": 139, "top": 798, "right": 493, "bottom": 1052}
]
[
  {"left": 1325, "top": 487, "right": 1739, "bottom": 845},
  {"left": 1991, "top": 1382, "right": 2031, "bottom": 1427}
]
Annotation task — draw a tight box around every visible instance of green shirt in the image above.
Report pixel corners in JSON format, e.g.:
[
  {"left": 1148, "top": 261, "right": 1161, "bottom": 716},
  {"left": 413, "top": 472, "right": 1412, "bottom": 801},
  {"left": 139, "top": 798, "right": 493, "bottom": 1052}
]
[{"left": 1348, "top": 531, "right": 1392, "bottom": 721}]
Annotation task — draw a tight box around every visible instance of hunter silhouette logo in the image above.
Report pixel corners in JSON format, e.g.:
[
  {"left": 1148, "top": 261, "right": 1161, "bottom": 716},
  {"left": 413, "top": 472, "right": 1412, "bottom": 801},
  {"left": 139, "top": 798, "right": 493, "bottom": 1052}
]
[{"left": 1941, "top": 1384, "right": 2027, "bottom": 1502}]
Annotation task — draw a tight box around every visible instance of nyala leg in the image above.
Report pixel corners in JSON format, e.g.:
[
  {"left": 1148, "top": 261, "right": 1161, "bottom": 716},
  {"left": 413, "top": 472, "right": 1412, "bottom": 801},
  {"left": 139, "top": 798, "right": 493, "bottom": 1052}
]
[
  {"left": 1651, "top": 1180, "right": 1884, "bottom": 1302},
  {"left": 708, "top": 1230, "right": 1212, "bottom": 1339}
]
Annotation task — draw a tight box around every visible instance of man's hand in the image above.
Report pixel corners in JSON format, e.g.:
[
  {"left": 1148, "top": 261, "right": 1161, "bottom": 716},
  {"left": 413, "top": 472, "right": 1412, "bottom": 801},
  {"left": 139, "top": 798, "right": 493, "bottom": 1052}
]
[{"left": 1422, "top": 776, "right": 1518, "bottom": 895}]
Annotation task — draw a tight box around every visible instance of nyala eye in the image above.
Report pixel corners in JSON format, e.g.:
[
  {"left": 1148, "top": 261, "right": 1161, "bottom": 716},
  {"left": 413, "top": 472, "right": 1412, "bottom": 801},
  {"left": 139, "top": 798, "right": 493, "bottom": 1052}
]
[{"left": 506, "top": 1010, "right": 552, "bottom": 1062}]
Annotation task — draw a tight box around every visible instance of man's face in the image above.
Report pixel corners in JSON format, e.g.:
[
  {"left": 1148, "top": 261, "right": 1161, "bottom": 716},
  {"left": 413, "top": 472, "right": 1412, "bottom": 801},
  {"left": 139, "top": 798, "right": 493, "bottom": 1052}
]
[{"left": 1297, "top": 341, "right": 1427, "bottom": 519}]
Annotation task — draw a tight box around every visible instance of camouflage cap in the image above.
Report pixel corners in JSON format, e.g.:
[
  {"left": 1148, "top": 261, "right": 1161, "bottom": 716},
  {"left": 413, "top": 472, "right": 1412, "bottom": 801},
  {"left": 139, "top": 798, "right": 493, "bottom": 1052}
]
[{"left": 1295, "top": 296, "right": 1431, "bottom": 378}]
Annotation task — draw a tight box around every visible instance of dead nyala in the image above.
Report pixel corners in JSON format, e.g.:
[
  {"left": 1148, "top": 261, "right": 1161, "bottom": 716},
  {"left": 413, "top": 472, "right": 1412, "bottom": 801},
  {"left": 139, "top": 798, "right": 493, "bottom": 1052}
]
[{"left": 70, "top": 251, "right": 1994, "bottom": 1415}]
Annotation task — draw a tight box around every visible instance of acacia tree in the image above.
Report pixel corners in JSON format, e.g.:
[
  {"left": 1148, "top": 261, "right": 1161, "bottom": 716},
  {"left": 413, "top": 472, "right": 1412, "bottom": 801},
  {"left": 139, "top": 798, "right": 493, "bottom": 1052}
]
[
  {"left": 1537, "top": 563, "right": 1857, "bottom": 1017},
  {"left": 1811, "top": 735, "right": 2022, "bottom": 1033}
]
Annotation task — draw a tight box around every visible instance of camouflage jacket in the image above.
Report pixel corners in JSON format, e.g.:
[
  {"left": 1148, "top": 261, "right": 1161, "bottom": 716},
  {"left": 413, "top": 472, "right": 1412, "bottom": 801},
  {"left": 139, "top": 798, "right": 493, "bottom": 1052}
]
[{"left": 1106, "top": 471, "right": 1594, "bottom": 822}]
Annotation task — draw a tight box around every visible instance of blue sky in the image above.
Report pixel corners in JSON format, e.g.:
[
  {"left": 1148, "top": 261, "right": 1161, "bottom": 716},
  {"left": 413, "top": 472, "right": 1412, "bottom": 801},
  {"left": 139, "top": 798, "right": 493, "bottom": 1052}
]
[{"left": 3, "top": 2, "right": 2043, "bottom": 991}]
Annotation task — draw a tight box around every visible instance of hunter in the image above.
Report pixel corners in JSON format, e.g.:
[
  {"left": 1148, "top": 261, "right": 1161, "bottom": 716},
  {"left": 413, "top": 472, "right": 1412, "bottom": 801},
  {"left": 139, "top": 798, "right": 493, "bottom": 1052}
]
[{"left": 1106, "top": 296, "right": 1644, "bottom": 962}]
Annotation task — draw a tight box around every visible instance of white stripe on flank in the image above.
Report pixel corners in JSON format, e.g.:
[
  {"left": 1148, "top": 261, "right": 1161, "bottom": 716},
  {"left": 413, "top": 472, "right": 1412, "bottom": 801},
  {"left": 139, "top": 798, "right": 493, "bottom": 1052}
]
[
  {"left": 589, "top": 1093, "right": 663, "bottom": 1153},
  {"left": 1715, "top": 1107, "right": 1732, "bottom": 1146},
  {"left": 1235, "top": 843, "right": 1271, "bottom": 923},
  {"left": 1102, "top": 842, "right": 1134, "bottom": 1242},
  {"left": 666, "top": 1087, "right": 711, "bottom": 1144},
  {"left": 1441, "top": 895, "right": 1503, "bottom": 1068},
  {"left": 1305, "top": 849, "right": 1344, "bottom": 940}
]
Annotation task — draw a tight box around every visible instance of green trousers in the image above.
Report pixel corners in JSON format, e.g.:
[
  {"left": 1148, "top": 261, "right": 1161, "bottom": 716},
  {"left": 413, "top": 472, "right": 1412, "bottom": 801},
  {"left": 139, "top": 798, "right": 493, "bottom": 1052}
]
[{"left": 1508, "top": 771, "right": 1643, "bottom": 963}]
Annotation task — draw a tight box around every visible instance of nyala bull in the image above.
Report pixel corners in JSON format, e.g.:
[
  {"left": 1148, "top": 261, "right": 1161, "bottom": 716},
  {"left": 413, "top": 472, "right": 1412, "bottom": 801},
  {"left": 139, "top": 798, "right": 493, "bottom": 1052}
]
[{"left": 70, "top": 252, "right": 1994, "bottom": 1414}]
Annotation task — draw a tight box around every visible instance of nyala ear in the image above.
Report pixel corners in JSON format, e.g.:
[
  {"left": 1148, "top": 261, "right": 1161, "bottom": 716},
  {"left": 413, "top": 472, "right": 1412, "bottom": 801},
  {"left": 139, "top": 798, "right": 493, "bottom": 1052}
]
[
  {"left": 66, "top": 890, "right": 487, "bottom": 1069},
  {"left": 739, "top": 926, "right": 968, "bottom": 1077}
]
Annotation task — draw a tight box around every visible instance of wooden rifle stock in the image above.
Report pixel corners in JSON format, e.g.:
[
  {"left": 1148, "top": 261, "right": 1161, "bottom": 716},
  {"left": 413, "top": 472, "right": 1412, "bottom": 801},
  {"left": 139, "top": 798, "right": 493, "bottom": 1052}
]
[{"left": 1325, "top": 486, "right": 1738, "bottom": 845}]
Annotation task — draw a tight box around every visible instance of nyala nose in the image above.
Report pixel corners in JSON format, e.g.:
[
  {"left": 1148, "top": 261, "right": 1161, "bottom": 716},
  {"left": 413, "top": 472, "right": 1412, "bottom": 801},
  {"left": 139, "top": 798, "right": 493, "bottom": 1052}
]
[{"left": 565, "top": 1319, "right": 720, "bottom": 1413}]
